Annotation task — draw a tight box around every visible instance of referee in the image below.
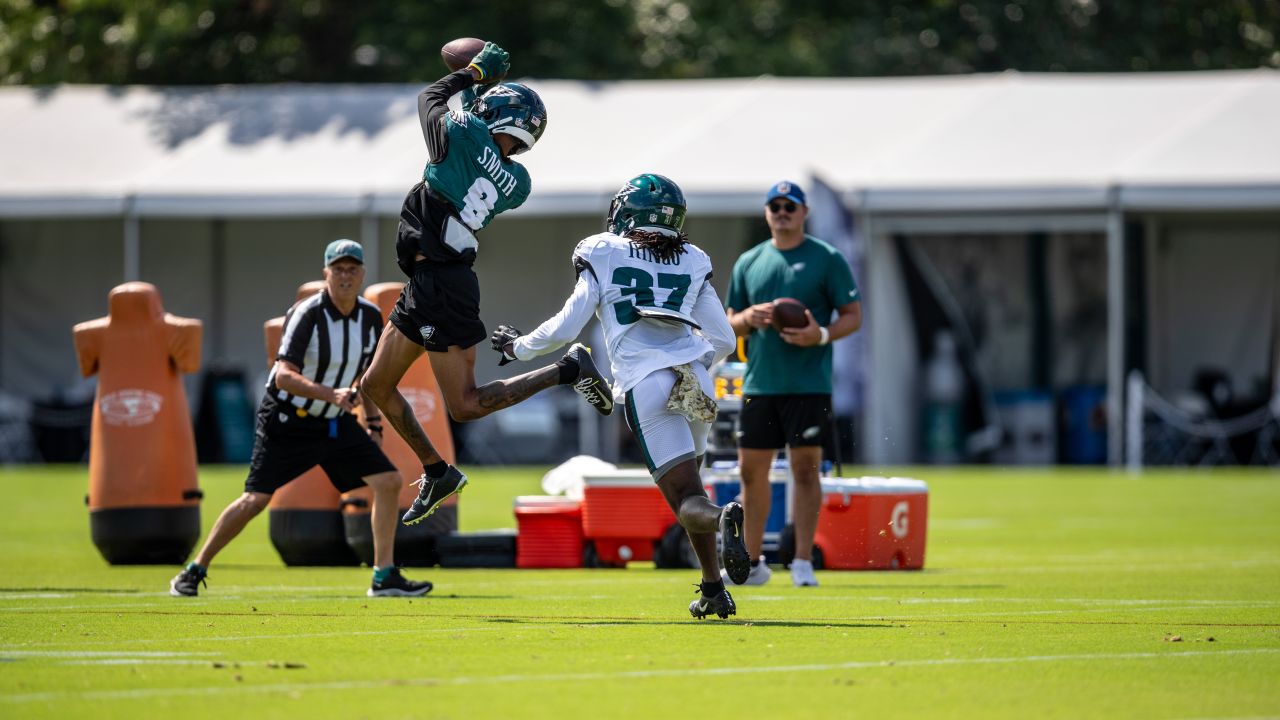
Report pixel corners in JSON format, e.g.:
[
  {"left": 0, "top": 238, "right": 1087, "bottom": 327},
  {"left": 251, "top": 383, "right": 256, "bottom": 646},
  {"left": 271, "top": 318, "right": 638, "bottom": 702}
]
[{"left": 170, "top": 239, "right": 431, "bottom": 598}]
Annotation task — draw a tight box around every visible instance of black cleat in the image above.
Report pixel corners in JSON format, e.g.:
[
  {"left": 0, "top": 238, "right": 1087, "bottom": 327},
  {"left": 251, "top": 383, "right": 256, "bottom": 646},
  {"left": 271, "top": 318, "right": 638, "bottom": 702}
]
[
  {"left": 689, "top": 584, "right": 737, "bottom": 620},
  {"left": 169, "top": 567, "right": 207, "bottom": 597},
  {"left": 719, "top": 502, "right": 751, "bottom": 585},
  {"left": 402, "top": 465, "right": 468, "bottom": 526},
  {"left": 565, "top": 343, "right": 613, "bottom": 416},
  {"left": 368, "top": 568, "right": 433, "bottom": 598}
]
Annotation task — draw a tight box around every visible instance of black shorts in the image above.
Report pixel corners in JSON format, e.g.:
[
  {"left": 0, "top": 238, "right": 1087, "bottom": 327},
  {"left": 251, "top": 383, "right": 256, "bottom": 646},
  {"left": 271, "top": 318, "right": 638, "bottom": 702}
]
[
  {"left": 388, "top": 259, "right": 486, "bottom": 352},
  {"left": 737, "top": 394, "right": 832, "bottom": 449},
  {"left": 244, "top": 398, "right": 396, "bottom": 495}
]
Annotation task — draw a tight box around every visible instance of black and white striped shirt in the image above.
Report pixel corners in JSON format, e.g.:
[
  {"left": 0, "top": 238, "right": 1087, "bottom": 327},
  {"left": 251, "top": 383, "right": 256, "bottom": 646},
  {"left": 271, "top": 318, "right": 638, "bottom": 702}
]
[{"left": 268, "top": 291, "right": 382, "bottom": 419}]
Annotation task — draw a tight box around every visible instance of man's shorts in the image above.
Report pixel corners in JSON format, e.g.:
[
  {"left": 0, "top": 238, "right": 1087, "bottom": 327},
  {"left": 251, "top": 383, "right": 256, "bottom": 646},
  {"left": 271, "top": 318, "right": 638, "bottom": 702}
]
[
  {"left": 244, "top": 399, "right": 397, "bottom": 495},
  {"left": 388, "top": 259, "right": 486, "bottom": 352},
  {"left": 737, "top": 394, "right": 831, "bottom": 450},
  {"left": 622, "top": 364, "right": 713, "bottom": 481}
]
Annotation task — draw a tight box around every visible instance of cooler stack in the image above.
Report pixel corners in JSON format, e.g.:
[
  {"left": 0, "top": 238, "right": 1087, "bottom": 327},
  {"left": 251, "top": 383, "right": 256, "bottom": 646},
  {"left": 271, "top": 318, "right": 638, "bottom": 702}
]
[{"left": 514, "top": 496, "right": 584, "bottom": 569}]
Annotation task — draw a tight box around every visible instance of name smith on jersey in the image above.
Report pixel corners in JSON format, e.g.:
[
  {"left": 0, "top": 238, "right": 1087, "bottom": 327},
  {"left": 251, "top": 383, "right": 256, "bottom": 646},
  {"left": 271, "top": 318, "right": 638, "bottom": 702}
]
[{"left": 477, "top": 146, "right": 520, "bottom": 196}]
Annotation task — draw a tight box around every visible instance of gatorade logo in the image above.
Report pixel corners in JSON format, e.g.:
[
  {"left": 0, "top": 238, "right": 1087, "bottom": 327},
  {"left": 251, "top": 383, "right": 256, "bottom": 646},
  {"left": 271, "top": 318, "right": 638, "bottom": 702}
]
[
  {"left": 100, "top": 389, "right": 164, "bottom": 427},
  {"left": 890, "top": 501, "right": 910, "bottom": 539},
  {"left": 401, "top": 388, "right": 439, "bottom": 421}
]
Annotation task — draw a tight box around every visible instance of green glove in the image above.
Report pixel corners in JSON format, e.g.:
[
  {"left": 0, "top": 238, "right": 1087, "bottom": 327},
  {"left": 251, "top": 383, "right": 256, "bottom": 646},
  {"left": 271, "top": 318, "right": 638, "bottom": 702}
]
[{"left": 467, "top": 42, "right": 510, "bottom": 83}]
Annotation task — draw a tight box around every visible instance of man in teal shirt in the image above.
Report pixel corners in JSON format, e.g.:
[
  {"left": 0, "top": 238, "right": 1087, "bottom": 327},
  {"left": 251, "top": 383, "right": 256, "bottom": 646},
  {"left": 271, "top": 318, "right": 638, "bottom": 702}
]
[{"left": 725, "top": 180, "right": 862, "bottom": 587}]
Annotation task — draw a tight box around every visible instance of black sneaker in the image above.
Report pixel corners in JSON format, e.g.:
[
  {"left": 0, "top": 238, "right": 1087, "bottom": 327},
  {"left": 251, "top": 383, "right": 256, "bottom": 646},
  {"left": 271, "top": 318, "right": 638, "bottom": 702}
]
[
  {"left": 689, "top": 584, "right": 737, "bottom": 620},
  {"left": 402, "top": 465, "right": 468, "bottom": 526},
  {"left": 719, "top": 502, "right": 751, "bottom": 585},
  {"left": 169, "top": 567, "right": 207, "bottom": 597},
  {"left": 565, "top": 343, "right": 613, "bottom": 416},
  {"left": 367, "top": 568, "right": 433, "bottom": 598}
]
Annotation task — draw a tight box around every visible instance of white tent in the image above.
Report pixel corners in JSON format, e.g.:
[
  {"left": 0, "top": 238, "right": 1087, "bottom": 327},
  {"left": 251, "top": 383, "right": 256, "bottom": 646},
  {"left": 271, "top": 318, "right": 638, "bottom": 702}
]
[{"left": 2, "top": 70, "right": 1278, "bottom": 464}]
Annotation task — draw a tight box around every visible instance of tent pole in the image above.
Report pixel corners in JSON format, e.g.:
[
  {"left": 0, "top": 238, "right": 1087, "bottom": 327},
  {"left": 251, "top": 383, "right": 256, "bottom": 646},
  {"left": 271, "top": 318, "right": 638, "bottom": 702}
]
[
  {"left": 361, "top": 195, "right": 379, "bottom": 285},
  {"left": 1106, "top": 189, "right": 1125, "bottom": 467},
  {"left": 123, "top": 197, "right": 140, "bottom": 282}
]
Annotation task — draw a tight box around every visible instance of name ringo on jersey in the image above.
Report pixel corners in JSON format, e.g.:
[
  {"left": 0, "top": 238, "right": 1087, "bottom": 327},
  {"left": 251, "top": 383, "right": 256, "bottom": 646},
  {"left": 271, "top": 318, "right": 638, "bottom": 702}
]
[{"left": 628, "top": 243, "right": 682, "bottom": 266}]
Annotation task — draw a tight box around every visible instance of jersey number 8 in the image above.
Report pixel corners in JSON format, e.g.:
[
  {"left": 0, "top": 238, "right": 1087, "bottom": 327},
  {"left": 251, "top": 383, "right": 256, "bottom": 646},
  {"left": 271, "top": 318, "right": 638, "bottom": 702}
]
[
  {"left": 458, "top": 177, "right": 499, "bottom": 230},
  {"left": 612, "top": 267, "right": 691, "bottom": 324}
]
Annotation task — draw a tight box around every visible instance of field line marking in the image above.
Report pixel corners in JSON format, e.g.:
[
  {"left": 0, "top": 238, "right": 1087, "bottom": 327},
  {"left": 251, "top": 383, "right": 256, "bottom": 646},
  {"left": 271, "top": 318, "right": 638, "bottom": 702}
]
[
  {"left": 0, "top": 626, "right": 507, "bottom": 649},
  {"left": 1, "top": 648, "right": 1277, "bottom": 704}
]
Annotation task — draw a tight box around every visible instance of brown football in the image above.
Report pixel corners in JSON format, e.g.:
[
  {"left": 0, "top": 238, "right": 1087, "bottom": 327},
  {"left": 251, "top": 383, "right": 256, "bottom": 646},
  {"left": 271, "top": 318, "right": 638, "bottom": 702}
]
[
  {"left": 772, "top": 297, "right": 809, "bottom": 330},
  {"left": 441, "top": 37, "right": 486, "bottom": 72}
]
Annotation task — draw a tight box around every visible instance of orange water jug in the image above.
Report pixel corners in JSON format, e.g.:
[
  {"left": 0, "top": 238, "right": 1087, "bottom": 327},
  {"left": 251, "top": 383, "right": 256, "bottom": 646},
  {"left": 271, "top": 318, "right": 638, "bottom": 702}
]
[
  {"left": 342, "top": 282, "right": 456, "bottom": 566},
  {"left": 73, "top": 283, "right": 203, "bottom": 564},
  {"left": 263, "top": 281, "right": 359, "bottom": 566}
]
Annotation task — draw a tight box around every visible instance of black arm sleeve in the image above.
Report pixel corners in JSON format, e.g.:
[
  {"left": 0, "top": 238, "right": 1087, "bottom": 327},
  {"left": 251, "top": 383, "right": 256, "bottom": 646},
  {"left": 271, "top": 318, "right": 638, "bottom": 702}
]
[{"left": 418, "top": 70, "right": 479, "bottom": 163}]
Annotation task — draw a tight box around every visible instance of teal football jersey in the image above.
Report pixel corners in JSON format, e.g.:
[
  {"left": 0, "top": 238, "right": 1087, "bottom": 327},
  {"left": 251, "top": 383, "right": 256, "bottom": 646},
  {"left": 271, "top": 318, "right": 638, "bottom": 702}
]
[{"left": 424, "top": 109, "right": 531, "bottom": 231}]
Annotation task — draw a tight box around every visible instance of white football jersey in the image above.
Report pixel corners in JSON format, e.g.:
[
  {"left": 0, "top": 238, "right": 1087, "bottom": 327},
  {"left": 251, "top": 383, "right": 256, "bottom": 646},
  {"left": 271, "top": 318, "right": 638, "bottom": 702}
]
[{"left": 512, "top": 231, "right": 736, "bottom": 395}]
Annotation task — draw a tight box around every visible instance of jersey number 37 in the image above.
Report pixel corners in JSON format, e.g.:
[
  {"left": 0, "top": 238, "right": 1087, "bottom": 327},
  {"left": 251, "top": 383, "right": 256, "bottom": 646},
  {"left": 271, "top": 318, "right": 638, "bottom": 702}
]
[{"left": 612, "top": 267, "right": 690, "bottom": 324}]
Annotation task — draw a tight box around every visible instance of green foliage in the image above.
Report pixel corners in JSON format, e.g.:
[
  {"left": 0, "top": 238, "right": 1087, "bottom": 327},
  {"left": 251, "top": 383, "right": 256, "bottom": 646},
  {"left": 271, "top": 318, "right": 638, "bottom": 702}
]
[{"left": 2, "top": 0, "right": 1278, "bottom": 84}]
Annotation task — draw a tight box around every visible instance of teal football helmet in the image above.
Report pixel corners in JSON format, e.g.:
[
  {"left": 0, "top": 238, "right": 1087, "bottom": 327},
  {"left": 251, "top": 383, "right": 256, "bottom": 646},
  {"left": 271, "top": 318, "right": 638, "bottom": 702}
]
[
  {"left": 473, "top": 82, "right": 547, "bottom": 155},
  {"left": 606, "top": 173, "right": 687, "bottom": 235}
]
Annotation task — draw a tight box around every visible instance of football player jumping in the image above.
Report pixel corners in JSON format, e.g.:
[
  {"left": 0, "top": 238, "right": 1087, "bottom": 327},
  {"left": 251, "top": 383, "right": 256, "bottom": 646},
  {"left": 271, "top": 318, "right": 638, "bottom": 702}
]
[
  {"left": 361, "top": 42, "right": 615, "bottom": 528},
  {"left": 490, "top": 174, "right": 751, "bottom": 619}
]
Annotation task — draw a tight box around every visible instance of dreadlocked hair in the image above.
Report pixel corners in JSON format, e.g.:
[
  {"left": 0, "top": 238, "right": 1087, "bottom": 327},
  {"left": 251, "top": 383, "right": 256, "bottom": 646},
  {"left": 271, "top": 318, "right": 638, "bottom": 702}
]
[{"left": 626, "top": 229, "right": 689, "bottom": 262}]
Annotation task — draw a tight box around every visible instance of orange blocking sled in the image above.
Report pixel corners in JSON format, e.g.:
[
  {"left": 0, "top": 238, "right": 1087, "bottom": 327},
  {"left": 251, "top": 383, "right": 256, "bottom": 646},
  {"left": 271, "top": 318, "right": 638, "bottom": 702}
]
[
  {"left": 264, "top": 281, "right": 358, "bottom": 566},
  {"left": 341, "top": 282, "right": 456, "bottom": 567},
  {"left": 73, "top": 282, "right": 203, "bottom": 564},
  {"left": 814, "top": 477, "right": 929, "bottom": 570}
]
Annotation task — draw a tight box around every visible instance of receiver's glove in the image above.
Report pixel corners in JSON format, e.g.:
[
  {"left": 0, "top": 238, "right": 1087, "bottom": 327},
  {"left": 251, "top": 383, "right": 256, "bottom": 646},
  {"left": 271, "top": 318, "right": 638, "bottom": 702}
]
[{"left": 490, "top": 324, "right": 522, "bottom": 366}]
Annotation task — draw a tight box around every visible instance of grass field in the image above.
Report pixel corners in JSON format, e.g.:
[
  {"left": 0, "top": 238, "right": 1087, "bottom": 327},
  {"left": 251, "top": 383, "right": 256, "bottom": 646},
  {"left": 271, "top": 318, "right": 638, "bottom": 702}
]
[{"left": 1, "top": 465, "right": 1278, "bottom": 719}]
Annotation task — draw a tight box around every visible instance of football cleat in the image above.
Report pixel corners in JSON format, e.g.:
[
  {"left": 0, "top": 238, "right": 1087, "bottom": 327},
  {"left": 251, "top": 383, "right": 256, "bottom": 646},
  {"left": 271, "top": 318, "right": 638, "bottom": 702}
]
[
  {"left": 368, "top": 568, "right": 433, "bottom": 598},
  {"left": 402, "top": 465, "right": 468, "bottom": 525},
  {"left": 719, "top": 502, "right": 751, "bottom": 585},
  {"left": 689, "top": 584, "right": 737, "bottom": 620},
  {"left": 169, "top": 566, "right": 207, "bottom": 597},
  {"left": 565, "top": 343, "right": 613, "bottom": 416},
  {"left": 722, "top": 558, "right": 772, "bottom": 586}
]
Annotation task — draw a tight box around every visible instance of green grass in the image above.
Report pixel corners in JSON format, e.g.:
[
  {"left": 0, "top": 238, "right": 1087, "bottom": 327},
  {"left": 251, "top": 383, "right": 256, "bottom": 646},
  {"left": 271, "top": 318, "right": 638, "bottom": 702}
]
[{"left": 1, "top": 465, "right": 1278, "bottom": 719}]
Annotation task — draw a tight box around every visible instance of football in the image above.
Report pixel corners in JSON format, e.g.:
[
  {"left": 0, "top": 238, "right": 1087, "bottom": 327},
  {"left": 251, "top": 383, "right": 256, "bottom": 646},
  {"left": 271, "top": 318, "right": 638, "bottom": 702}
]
[
  {"left": 441, "top": 37, "right": 486, "bottom": 72},
  {"left": 772, "top": 297, "right": 809, "bottom": 330}
]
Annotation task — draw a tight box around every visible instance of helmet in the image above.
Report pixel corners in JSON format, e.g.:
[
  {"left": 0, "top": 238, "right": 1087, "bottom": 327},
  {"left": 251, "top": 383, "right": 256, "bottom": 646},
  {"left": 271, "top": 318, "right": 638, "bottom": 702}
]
[
  {"left": 472, "top": 82, "right": 547, "bottom": 155},
  {"left": 606, "top": 173, "right": 687, "bottom": 235}
]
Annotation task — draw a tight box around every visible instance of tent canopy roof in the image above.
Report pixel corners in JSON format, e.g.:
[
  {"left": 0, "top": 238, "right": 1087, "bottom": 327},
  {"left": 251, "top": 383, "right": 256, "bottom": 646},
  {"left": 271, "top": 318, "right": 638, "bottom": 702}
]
[{"left": 2, "top": 70, "right": 1278, "bottom": 218}]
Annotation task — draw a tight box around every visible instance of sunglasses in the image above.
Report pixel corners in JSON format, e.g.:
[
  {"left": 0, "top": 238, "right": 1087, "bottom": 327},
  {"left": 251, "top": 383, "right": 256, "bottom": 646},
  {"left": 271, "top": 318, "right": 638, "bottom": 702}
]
[{"left": 767, "top": 201, "right": 797, "bottom": 214}]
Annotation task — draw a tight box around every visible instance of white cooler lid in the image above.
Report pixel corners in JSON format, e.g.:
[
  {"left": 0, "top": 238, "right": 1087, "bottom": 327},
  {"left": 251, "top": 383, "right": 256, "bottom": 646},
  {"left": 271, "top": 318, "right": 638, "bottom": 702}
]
[
  {"left": 820, "top": 476, "right": 929, "bottom": 495},
  {"left": 581, "top": 469, "right": 655, "bottom": 487}
]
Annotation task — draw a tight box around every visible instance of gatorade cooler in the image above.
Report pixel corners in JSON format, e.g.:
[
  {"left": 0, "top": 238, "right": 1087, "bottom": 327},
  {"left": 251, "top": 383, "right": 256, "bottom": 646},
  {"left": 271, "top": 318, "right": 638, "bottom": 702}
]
[
  {"left": 514, "top": 496, "right": 584, "bottom": 569},
  {"left": 580, "top": 470, "right": 674, "bottom": 566},
  {"left": 263, "top": 282, "right": 359, "bottom": 566},
  {"left": 815, "top": 477, "right": 929, "bottom": 570},
  {"left": 73, "top": 282, "right": 203, "bottom": 565},
  {"left": 342, "top": 282, "right": 456, "bottom": 567}
]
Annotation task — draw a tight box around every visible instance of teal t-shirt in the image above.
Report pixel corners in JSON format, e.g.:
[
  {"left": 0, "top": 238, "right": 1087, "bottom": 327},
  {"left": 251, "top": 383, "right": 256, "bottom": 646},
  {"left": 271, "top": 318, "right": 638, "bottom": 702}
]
[
  {"left": 726, "top": 235, "right": 860, "bottom": 395},
  {"left": 424, "top": 109, "right": 531, "bottom": 231}
]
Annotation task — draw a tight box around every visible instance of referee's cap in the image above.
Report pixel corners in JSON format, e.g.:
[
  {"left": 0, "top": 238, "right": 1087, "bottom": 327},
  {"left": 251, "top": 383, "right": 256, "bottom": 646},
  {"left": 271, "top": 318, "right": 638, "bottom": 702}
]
[{"left": 324, "top": 239, "right": 363, "bottom": 266}]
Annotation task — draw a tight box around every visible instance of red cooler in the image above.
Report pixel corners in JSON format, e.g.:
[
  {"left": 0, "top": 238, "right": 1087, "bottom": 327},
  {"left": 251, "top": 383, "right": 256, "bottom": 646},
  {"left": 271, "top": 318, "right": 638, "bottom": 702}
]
[
  {"left": 815, "top": 477, "right": 929, "bottom": 570},
  {"left": 514, "top": 496, "right": 584, "bottom": 569},
  {"left": 581, "top": 470, "right": 674, "bottom": 566}
]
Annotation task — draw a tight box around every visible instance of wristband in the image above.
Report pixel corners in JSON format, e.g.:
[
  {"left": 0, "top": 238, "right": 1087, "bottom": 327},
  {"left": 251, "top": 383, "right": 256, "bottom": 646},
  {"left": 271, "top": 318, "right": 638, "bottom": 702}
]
[{"left": 818, "top": 326, "right": 831, "bottom": 346}]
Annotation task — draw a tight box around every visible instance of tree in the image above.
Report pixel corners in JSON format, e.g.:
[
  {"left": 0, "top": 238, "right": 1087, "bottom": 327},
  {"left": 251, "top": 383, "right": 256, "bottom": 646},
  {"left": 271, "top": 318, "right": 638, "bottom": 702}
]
[{"left": 2, "top": 0, "right": 1277, "bottom": 85}]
